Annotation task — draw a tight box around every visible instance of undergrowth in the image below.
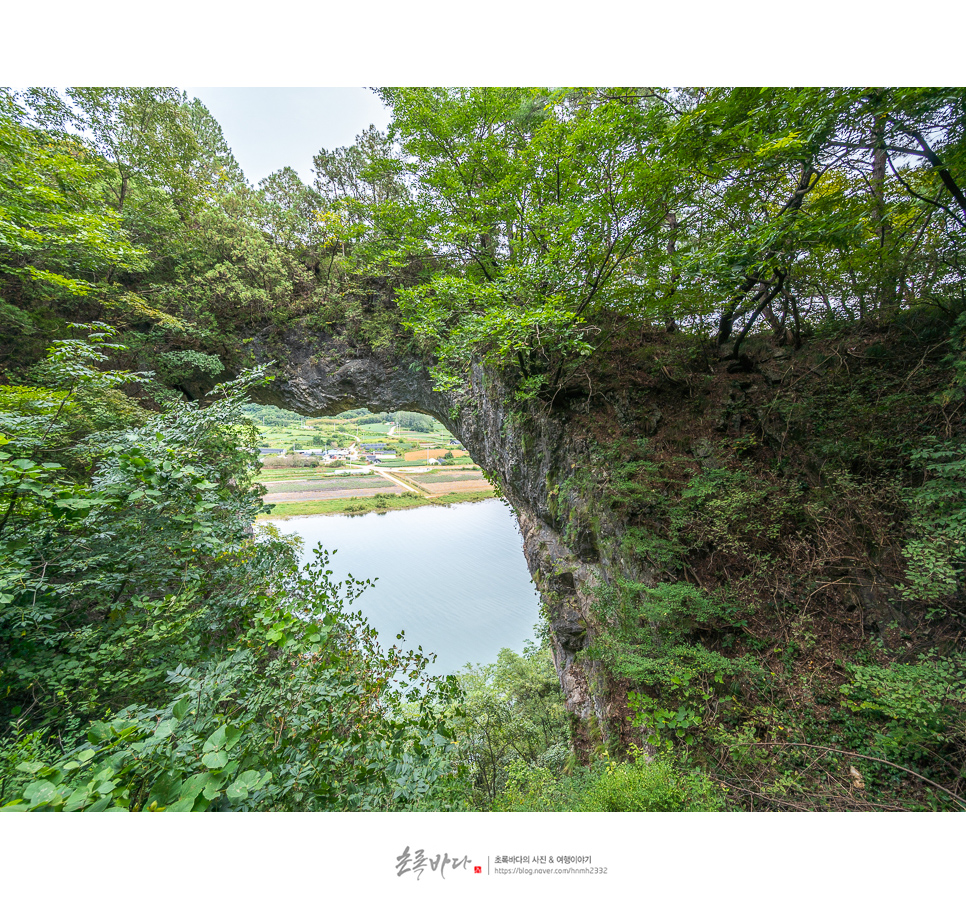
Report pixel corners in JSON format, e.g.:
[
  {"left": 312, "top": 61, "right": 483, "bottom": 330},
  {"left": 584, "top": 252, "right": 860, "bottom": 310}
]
[{"left": 551, "top": 309, "right": 966, "bottom": 811}]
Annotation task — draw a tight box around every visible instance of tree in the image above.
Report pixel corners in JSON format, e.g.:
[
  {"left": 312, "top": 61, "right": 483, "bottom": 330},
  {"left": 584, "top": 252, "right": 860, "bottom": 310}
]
[
  {"left": 258, "top": 166, "right": 324, "bottom": 251},
  {"left": 449, "top": 644, "right": 569, "bottom": 808},
  {"left": 183, "top": 96, "right": 247, "bottom": 189},
  {"left": 377, "top": 88, "right": 685, "bottom": 392},
  {"left": 366, "top": 86, "right": 966, "bottom": 395},
  {"left": 25, "top": 87, "right": 203, "bottom": 218},
  {"left": 0, "top": 91, "right": 147, "bottom": 363},
  {"left": 397, "top": 411, "right": 433, "bottom": 432},
  {"left": 313, "top": 125, "right": 408, "bottom": 219}
]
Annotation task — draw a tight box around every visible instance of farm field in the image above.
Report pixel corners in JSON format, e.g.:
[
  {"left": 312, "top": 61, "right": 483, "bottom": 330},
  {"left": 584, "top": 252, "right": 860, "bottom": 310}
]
[
  {"left": 245, "top": 405, "right": 484, "bottom": 515},
  {"left": 263, "top": 475, "right": 383, "bottom": 494},
  {"left": 256, "top": 462, "right": 493, "bottom": 513},
  {"left": 408, "top": 471, "right": 488, "bottom": 484},
  {"left": 257, "top": 490, "right": 496, "bottom": 520},
  {"left": 368, "top": 468, "right": 492, "bottom": 498},
  {"left": 266, "top": 484, "right": 409, "bottom": 503},
  {"left": 356, "top": 419, "right": 453, "bottom": 442},
  {"left": 256, "top": 467, "right": 368, "bottom": 482},
  {"left": 403, "top": 448, "right": 468, "bottom": 461},
  {"left": 419, "top": 479, "right": 494, "bottom": 496},
  {"left": 250, "top": 417, "right": 458, "bottom": 456},
  {"left": 370, "top": 459, "right": 439, "bottom": 468}
]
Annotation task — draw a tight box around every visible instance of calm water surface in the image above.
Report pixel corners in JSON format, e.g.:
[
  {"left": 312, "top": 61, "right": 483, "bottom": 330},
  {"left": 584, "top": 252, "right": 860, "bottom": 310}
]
[{"left": 269, "top": 499, "right": 541, "bottom": 675}]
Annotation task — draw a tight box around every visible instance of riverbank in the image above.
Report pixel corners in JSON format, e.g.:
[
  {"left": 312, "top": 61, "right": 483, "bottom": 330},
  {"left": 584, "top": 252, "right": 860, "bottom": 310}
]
[{"left": 256, "top": 488, "right": 496, "bottom": 520}]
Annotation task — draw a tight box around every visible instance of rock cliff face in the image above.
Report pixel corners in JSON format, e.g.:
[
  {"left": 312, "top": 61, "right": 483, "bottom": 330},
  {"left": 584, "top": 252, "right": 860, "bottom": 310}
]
[{"left": 252, "top": 329, "right": 626, "bottom": 750}]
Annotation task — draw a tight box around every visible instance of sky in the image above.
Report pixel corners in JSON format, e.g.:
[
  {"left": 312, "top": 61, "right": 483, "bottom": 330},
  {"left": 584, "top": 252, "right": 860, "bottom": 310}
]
[{"left": 182, "top": 87, "right": 391, "bottom": 187}]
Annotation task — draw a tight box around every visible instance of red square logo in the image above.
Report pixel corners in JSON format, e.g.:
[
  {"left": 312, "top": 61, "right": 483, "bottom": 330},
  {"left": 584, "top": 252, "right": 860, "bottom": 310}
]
[{"left": 474, "top": 866, "right": 482, "bottom": 874}]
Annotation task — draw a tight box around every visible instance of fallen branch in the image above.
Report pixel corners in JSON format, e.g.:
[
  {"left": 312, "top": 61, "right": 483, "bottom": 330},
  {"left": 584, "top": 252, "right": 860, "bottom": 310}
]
[{"left": 727, "top": 740, "right": 966, "bottom": 810}]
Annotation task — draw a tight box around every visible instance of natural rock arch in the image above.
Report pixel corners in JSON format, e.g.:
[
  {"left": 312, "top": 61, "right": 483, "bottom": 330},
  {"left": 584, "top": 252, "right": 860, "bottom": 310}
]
[{"left": 247, "top": 327, "right": 621, "bottom": 752}]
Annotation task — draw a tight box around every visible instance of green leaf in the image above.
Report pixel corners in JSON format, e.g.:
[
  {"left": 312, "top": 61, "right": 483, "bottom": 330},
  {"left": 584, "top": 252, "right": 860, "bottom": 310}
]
[
  {"left": 148, "top": 770, "right": 182, "bottom": 805},
  {"left": 87, "top": 722, "right": 113, "bottom": 743},
  {"left": 172, "top": 698, "right": 192, "bottom": 720},
  {"left": 25, "top": 780, "right": 58, "bottom": 804},
  {"left": 154, "top": 718, "right": 177, "bottom": 740},
  {"left": 226, "top": 781, "right": 249, "bottom": 803},
  {"left": 203, "top": 725, "right": 227, "bottom": 752},
  {"left": 166, "top": 797, "right": 196, "bottom": 812},
  {"left": 201, "top": 751, "right": 229, "bottom": 770},
  {"left": 15, "top": 761, "right": 45, "bottom": 774},
  {"left": 236, "top": 770, "right": 261, "bottom": 787},
  {"left": 223, "top": 725, "right": 243, "bottom": 751},
  {"left": 87, "top": 796, "right": 115, "bottom": 813},
  {"left": 178, "top": 773, "right": 208, "bottom": 802}
]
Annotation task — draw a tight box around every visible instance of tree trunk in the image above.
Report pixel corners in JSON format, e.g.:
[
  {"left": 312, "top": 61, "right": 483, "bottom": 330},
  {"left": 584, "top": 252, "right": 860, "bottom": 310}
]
[
  {"left": 663, "top": 211, "right": 679, "bottom": 332},
  {"left": 870, "top": 104, "right": 899, "bottom": 315}
]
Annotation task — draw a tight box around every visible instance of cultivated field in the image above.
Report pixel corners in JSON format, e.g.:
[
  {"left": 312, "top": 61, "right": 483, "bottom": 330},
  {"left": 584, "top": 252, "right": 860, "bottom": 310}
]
[
  {"left": 263, "top": 475, "right": 382, "bottom": 494},
  {"left": 419, "top": 479, "right": 494, "bottom": 496},
  {"left": 408, "top": 471, "right": 488, "bottom": 484},
  {"left": 403, "top": 448, "right": 469, "bottom": 461},
  {"left": 266, "top": 485, "right": 408, "bottom": 503}
]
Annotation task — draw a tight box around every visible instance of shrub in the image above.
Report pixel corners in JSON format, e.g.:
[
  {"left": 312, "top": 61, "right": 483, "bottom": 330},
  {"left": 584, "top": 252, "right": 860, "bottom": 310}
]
[
  {"left": 494, "top": 750, "right": 725, "bottom": 812},
  {"left": 579, "top": 752, "right": 725, "bottom": 812}
]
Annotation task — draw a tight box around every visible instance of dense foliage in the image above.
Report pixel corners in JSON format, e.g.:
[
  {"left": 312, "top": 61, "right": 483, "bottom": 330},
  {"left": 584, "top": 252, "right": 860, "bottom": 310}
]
[
  {"left": 0, "top": 330, "right": 465, "bottom": 810},
  {"left": 356, "top": 88, "right": 966, "bottom": 400},
  {"left": 535, "top": 310, "right": 966, "bottom": 811}
]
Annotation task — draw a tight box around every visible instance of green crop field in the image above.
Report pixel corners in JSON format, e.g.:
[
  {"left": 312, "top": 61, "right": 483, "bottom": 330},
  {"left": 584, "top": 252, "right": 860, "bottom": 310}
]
[
  {"left": 370, "top": 459, "right": 436, "bottom": 468},
  {"left": 257, "top": 490, "right": 495, "bottom": 519},
  {"left": 263, "top": 475, "right": 381, "bottom": 494},
  {"left": 408, "top": 471, "right": 487, "bottom": 484},
  {"left": 256, "top": 467, "right": 373, "bottom": 482}
]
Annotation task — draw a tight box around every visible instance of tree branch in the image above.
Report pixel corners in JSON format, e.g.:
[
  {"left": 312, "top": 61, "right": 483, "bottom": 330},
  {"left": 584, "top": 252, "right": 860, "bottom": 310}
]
[
  {"left": 889, "top": 119, "right": 966, "bottom": 221},
  {"left": 730, "top": 269, "right": 786, "bottom": 358}
]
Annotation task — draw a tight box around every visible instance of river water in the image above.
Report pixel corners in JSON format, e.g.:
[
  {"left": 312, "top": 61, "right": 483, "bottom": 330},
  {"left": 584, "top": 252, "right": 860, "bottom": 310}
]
[{"left": 268, "top": 499, "right": 542, "bottom": 675}]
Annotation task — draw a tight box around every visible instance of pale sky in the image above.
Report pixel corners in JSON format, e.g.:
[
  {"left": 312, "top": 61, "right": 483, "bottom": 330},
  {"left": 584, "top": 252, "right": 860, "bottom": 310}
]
[{"left": 182, "top": 87, "right": 392, "bottom": 186}]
